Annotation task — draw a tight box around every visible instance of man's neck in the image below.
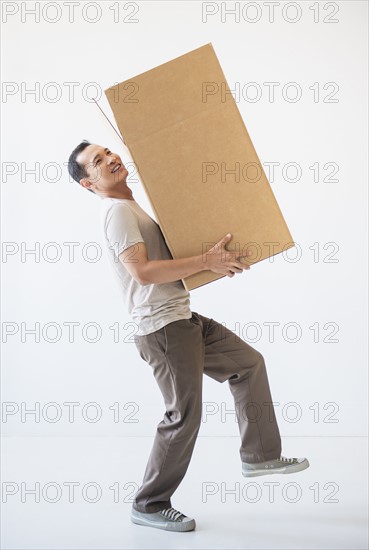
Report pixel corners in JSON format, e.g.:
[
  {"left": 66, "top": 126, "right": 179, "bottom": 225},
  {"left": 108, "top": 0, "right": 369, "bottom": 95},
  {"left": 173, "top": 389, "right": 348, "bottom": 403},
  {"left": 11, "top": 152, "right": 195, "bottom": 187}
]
[{"left": 99, "top": 190, "right": 135, "bottom": 200}]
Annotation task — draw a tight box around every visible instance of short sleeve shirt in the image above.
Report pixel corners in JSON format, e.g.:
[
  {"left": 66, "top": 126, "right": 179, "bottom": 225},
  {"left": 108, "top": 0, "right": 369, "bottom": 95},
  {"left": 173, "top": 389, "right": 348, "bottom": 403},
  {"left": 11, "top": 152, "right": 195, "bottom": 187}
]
[{"left": 100, "top": 197, "right": 192, "bottom": 335}]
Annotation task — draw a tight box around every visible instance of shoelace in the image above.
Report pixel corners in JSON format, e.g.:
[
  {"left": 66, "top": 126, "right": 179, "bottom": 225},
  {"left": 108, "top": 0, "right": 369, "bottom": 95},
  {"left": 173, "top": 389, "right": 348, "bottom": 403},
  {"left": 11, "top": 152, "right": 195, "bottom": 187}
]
[
  {"left": 159, "top": 507, "right": 186, "bottom": 522},
  {"left": 276, "top": 456, "right": 297, "bottom": 464}
]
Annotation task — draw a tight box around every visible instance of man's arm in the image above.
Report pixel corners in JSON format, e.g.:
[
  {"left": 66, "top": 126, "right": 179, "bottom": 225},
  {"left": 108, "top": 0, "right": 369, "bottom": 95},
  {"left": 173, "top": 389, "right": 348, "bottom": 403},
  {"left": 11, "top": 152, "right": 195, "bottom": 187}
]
[{"left": 118, "top": 234, "right": 249, "bottom": 285}]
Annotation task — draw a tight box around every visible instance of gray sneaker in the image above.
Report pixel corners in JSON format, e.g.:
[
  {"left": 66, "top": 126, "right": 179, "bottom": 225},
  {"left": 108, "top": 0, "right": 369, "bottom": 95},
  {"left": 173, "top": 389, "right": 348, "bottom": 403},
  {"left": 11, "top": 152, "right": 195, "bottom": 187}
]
[
  {"left": 242, "top": 455, "right": 310, "bottom": 477},
  {"left": 131, "top": 506, "right": 196, "bottom": 532}
]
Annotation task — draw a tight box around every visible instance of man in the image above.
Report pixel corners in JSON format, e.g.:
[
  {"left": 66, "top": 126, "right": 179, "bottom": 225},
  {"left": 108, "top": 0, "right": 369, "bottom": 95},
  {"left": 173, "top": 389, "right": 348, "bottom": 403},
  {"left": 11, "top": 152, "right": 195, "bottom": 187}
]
[{"left": 68, "top": 140, "right": 310, "bottom": 533}]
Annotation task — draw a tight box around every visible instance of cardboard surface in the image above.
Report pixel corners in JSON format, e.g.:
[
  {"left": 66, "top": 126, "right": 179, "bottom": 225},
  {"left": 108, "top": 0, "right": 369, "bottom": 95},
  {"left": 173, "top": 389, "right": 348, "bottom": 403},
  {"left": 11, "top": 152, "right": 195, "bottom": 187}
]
[{"left": 104, "top": 43, "right": 295, "bottom": 291}]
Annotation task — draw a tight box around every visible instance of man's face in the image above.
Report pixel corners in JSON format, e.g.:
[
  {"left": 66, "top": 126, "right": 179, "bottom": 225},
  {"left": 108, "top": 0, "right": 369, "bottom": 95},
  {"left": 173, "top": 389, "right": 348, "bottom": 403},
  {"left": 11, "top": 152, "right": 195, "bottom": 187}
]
[{"left": 77, "top": 143, "right": 129, "bottom": 195}]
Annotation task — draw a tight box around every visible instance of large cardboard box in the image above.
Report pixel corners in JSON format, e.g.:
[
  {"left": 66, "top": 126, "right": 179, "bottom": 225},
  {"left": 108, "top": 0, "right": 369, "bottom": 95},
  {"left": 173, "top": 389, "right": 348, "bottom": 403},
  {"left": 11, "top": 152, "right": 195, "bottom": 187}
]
[{"left": 104, "top": 43, "right": 294, "bottom": 291}]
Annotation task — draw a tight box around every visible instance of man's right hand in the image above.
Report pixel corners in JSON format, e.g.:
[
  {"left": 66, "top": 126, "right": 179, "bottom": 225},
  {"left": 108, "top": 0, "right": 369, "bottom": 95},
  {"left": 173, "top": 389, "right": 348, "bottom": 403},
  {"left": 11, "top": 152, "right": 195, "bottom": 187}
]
[{"left": 203, "top": 233, "right": 251, "bottom": 278}]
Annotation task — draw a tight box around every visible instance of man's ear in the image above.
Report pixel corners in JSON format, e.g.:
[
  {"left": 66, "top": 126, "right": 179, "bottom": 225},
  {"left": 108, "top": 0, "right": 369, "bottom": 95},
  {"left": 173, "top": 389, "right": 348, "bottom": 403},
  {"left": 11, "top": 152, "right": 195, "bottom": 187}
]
[{"left": 80, "top": 177, "right": 94, "bottom": 192}]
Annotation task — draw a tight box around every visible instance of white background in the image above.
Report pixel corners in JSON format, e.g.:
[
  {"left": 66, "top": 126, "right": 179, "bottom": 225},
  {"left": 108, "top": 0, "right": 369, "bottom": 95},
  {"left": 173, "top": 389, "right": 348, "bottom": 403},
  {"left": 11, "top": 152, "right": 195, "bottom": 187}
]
[{"left": 1, "top": 1, "right": 368, "bottom": 549}]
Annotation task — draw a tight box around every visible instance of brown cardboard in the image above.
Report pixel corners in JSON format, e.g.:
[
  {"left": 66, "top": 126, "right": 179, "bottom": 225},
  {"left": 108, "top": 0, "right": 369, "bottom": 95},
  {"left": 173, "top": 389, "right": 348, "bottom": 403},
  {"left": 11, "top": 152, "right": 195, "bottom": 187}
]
[{"left": 104, "top": 43, "right": 295, "bottom": 291}]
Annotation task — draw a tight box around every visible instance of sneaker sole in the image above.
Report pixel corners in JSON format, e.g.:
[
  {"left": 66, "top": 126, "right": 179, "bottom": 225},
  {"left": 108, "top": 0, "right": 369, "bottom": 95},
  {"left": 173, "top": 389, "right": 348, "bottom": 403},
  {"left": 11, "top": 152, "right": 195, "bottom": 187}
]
[
  {"left": 131, "top": 510, "right": 196, "bottom": 532},
  {"left": 242, "top": 458, "right": 310, "bottom": 477}
]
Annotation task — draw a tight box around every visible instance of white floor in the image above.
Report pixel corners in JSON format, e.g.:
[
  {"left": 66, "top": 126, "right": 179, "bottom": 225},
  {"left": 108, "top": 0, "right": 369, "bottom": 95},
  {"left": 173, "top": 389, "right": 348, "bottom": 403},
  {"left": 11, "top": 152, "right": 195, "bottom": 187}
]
[{"left": 1, "top": 435, "right": 368, "bottom": 549}]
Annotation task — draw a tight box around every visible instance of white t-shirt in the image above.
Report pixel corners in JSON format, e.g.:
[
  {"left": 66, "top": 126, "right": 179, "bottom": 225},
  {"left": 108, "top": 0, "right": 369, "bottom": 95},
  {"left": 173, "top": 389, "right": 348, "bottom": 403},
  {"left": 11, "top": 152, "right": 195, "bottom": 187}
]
[{"left": 100, "top": 197, "right": 192, "bottom": 335}]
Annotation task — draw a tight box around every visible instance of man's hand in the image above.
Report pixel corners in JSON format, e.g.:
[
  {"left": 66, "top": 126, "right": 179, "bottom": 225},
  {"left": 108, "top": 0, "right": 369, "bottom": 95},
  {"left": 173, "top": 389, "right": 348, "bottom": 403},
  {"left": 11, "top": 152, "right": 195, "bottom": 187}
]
[
  {"left": 203, "top": 233, "right": 251, "bottom": 278},
  {"left": 118, "top": 233, "right": 251, "bottom": 285}
]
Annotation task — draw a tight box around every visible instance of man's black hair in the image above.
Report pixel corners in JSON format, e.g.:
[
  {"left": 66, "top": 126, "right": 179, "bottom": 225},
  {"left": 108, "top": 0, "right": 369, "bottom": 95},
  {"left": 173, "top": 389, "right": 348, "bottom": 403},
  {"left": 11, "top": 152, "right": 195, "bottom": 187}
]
[{"left": 68, "top": 140, "right": 95, "bottom": 194}]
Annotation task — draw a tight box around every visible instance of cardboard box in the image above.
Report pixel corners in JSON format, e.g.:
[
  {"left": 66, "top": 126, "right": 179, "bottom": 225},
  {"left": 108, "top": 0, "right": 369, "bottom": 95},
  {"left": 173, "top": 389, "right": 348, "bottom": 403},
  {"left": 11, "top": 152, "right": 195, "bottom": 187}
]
[{"left": 104, "top": 43, "right": 295, "bottom": 291}]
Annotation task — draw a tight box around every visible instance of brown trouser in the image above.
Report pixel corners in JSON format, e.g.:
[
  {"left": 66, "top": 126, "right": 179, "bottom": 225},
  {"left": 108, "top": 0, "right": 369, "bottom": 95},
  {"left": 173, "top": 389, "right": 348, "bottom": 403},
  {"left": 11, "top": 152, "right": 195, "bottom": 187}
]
[{"left": 132, "top": 311, "right": 282, "bottom": 513}]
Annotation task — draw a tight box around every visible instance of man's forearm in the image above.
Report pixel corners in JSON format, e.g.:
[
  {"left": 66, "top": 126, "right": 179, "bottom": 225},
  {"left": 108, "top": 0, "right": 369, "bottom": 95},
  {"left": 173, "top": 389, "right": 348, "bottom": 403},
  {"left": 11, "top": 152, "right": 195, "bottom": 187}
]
[{"left": 140, "top": 254, "right": 208, "bottom": 285}]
